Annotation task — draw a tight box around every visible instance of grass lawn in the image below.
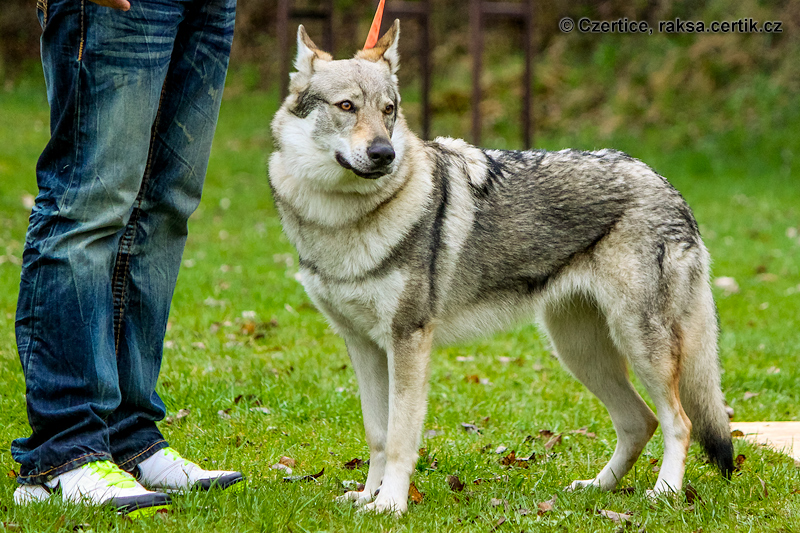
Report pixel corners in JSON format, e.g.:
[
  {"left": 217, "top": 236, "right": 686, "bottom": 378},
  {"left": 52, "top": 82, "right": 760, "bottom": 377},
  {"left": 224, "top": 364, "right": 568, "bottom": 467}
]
[{"left": 0, "top": 74, "right": 798, "bottom": 532}]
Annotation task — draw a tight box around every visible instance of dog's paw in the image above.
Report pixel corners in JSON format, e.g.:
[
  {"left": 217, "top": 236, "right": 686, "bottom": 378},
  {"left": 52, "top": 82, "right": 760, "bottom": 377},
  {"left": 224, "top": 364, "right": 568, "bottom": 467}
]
[
  {"left": 336, "top": 490, "right": 374, "bottom": 506},
  {"left": 358, "top": 495, "right": 406, "bottom": 517},
  {"left": 565, "top": 478, "right": 602, "bottom": 492},
  {"left": 646, "top": 480, "right": 679, "bottom": 500}
]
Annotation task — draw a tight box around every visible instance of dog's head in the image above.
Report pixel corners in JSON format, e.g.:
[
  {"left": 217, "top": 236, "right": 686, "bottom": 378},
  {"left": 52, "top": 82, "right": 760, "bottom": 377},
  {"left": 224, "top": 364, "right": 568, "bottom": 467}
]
[{"left": 272, "top": 21, "right": 404, "bottom": 188}]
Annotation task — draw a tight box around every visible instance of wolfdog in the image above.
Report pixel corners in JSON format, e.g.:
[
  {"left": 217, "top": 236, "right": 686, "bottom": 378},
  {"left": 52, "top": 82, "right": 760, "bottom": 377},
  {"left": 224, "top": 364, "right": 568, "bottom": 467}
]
[{"left": 268, "top": 21, "right": 734, "bottom": 515}]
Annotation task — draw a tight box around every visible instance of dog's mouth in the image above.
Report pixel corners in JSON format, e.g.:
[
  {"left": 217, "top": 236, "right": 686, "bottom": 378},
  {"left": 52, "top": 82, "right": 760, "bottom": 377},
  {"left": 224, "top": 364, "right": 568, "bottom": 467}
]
[{"left": 335, "top": 153, "right": 388, "bottom": 180}]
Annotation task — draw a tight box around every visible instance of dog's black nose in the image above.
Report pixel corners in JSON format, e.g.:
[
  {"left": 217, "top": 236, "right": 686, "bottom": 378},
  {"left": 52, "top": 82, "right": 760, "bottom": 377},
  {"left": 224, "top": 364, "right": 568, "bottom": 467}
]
[{"left": 367, "top": 139, "right": 395, "bottom": 167}]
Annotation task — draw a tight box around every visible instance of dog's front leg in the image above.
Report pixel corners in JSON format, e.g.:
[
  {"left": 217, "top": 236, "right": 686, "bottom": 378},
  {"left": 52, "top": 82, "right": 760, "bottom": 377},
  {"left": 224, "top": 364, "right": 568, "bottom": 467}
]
[
  {"left": 336, "top": 333, "right": 390, "bottom": 506},
  {"left": 361, "top": 325, "right": 434, "bottom": 516}
]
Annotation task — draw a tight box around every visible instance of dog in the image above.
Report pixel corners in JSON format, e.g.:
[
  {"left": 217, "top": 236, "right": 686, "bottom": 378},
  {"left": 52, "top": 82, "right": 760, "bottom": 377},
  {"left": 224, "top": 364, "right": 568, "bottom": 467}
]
[{"left": 268, "top": 21, "right": 734, "bottom": 515}]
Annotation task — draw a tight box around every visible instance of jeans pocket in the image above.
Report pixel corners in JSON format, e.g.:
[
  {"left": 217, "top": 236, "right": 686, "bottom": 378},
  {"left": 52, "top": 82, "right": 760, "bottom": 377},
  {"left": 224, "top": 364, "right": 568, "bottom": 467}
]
[{"left": 36, "top": 0, "right": 49, "bottom": 28}]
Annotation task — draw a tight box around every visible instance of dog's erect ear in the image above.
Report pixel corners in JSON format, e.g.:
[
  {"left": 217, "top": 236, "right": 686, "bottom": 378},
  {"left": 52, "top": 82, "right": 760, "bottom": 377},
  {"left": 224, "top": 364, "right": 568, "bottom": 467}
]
[
  {"left": 356, "top": 19, "right": 400, "bottom": 75},
  {"left": 293, "top": 25, "right": 332, "bottom": 79}
]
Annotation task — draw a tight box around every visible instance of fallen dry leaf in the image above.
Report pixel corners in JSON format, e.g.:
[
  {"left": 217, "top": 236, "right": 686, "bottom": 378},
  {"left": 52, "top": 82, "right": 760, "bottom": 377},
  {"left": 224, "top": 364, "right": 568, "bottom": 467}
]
[
  {"left": 537, "top": 495, "right": 557, "bottom": 515},
  {"left": 465, "top": 374, "right": 480, "bottom": 384},
  {"left": 283, "top": 468, "right": 324, "bottom": 482},
  {"left": 495, "top": 445, "right": 508, "bottom": 454},
  {"left": 164, "top": 408, "right": 190, "bottom": 425},
  {"left": 743, "top": 391, "right": 760, "bottom": 401},
  {"left": 447, "top": 474, "right": 465, "bottom": 492},
  {"left": 499, "top": 450, "right": 533, "bottom": 468},
  {"left": 408, "top": 482, "right": 424, "bottom": 504},
  {"left": 758, "top": 476, "right": 768, "bottom": 498},
  {"left": 417, "top": 448, "right": 438, "bottom": 470},
  {"left": 517, "top": 508, "right": 530, "bottom": 516},
  {"left": 6, "top": 469, "right": 17, "bottom": 479},
  {"left": 544, "top": 433, "right": 563, "bottom": 450},
  {"left": 612, "top": 486, "right": 635, "bottom": 495},
  {"left": 731, "top": 429, "right": 745, "bottom": 437},
  {"left": 598, "top": 509, "right": 632, "bottom": 523},
  {"left": 736, "top": 454, "right": 747, "bottom": 467},
  {"left": 270, "top": 463, "right": 292, "bottom": 475},
  {"left": 241, "top": 321, "right": 256, "bottom": 335},
  {"left": 490, "top": 497, "right": 505, "bottom": 507},
  {"left": 714, "top": 276, "right": 740, "bottom": 294},
  {"left": 492, "top": 517, "right": 506, "bottom": 530},
  {"left": 21, "top": 194, "right": 35, "bottom": 210},
  {"left": 472, "top": 475, "right": 507, "bottom": 485},
  {"left": 217, "top": 409, "right": 232, "bottom": 420},
  {"left": 538, "top": 429, "right": 555, "bottom": 439},
  {"left": 461, "top": 422, "right": 480, "bottom": 434},
  {"left": 570, "top": 427, "right": 597, "bottom": 439},
  {"left": 343, "top": 457, "right": 365, "bottom": 470},
  {"left": 685, "top": 484, "right": 701, "bottom": 505},
  {"left": 279, "top": 456, "right": 296, "bottom": 468}
]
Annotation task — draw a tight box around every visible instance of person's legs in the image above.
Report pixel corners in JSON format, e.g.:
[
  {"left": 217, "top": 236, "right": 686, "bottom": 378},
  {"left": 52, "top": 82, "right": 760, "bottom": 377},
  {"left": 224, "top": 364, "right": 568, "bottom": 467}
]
[
  {"left": 13, "top": 0, "right": 181, "bottom": 485},
  {"left": 106, "top": 0, "right": 237, "bottom": 471}
]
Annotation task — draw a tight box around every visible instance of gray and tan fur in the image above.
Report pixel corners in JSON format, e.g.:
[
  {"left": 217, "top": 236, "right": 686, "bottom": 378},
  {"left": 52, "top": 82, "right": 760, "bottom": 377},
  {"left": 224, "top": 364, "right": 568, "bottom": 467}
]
[{"left": 269, "top": 22, "right": 734, "bottom": 515}]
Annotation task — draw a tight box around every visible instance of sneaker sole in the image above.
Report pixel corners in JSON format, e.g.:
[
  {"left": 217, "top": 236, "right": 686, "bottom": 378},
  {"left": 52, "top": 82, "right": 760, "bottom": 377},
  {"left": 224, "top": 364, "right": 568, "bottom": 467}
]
[
  {"left": 223, "top": 478, "right": 245, "bottom": 493},
  {"left": 126, "top": 503, "right": 172, "bottom": 519},
  {"left": 144, "top": 473, "right": 245, "bottom": 493},
  {"left": 112, "top": 493, "right": 172, "bottom": 517},
  {"left": 192, "top": 472, "right": 245, "bottom": 492}
]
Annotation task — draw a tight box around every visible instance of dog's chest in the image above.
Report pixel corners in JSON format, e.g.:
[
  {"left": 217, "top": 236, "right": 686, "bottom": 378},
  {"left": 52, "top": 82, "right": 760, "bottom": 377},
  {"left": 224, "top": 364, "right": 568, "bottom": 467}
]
[{"left": 301, "top": 267, "right": 407, "bottom": 346}]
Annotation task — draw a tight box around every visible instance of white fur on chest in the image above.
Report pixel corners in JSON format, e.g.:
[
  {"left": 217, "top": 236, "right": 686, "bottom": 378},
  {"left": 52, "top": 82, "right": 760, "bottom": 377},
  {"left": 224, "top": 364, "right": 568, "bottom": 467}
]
[{"left": 302, "top": 267, "right": 407, "bottom": 350}]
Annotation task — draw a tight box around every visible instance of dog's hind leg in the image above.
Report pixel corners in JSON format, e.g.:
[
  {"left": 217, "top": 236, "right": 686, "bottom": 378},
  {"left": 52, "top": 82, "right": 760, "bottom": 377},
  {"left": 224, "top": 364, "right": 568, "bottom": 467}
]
[
  {"left": 337, "top": 333, "right": 390, "bottom": 506},
  {"left": 543, "top": 295, "right": 659, "bottom": 491},
  {"left": 602, "top": 305, "right": 693, "bottom": 495},
  {"left": 361, "top": 324, "right": 434, "bottom": 516}
]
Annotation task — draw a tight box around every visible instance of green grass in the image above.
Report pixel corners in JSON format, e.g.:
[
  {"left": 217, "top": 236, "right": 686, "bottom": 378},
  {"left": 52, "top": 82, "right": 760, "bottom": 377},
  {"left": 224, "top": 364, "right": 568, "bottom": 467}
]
[{"left": 0, "top": 74, "right": 798, "bottom": 532}]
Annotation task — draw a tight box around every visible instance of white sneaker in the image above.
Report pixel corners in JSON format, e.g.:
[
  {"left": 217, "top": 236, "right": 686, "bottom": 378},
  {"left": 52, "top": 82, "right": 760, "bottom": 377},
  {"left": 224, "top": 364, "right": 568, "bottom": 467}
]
[
  {"left": 132, "top": 447, "right": 244, "bottom": 493},
  {"left": 14, "top": 460, "right": 171, "bottom": 518}
]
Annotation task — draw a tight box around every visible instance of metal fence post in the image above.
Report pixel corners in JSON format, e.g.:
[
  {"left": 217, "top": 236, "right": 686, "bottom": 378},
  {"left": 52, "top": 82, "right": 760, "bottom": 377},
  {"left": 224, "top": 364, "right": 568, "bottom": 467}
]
[{"left": 470, "top": 0, "right": 534, "bottom": 148}]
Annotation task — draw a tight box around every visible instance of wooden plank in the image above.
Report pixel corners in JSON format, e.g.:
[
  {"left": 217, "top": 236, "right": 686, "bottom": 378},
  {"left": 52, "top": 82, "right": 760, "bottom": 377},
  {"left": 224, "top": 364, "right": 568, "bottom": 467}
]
[{"left": 731, "top": 421, "right": 800, "bottom": 463}]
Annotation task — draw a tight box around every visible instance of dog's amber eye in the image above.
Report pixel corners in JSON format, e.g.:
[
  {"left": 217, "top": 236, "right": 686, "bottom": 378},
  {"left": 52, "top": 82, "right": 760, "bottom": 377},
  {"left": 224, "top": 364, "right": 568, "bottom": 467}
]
[
  {"left": 384, "top": 104, "right": 395, "bottom": 115},
  {"left": 336, "top": 100, "right": 354, "bottom": 112}
]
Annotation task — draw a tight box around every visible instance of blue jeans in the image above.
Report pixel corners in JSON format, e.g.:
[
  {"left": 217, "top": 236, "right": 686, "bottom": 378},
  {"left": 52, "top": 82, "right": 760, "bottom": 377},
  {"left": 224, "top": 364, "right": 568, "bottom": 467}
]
[{"left": 13, "top": 0, "right": 236, "bottom": 484}]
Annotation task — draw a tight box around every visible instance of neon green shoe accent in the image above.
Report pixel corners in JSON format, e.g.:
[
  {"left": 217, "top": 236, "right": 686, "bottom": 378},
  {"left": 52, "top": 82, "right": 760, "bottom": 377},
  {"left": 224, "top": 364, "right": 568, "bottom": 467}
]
[
  {"left": 126, "top": 504, "right": 172, "bottom": 519},
  {"left": 225, "top": 480, "right": 245, "bottom": 493},
  {"left": 86, "top": 461, "right": 137, "bottom": 489},
  {"left": 162, "top": 447, "right": 191, "bottom": 467}
]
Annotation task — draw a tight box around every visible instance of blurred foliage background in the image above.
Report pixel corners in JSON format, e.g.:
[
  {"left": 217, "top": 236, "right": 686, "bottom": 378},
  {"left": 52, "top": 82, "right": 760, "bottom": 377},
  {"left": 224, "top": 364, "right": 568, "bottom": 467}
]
[{"left": 2, "top": 0, "right": 799, "bottom": 153}]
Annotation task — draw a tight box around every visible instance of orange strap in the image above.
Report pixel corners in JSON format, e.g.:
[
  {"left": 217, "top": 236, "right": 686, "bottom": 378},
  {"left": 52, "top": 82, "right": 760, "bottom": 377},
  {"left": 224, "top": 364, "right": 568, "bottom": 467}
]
[{"left": 363, "top": 0, "right": 386, "bottom": 49}]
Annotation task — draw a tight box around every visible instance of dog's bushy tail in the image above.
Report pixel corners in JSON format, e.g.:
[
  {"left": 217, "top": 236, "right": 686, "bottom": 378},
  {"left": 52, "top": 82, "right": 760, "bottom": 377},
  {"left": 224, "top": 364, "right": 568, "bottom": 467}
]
[{"left": 678, "top": 281, "right": 735, "bottom": 478}]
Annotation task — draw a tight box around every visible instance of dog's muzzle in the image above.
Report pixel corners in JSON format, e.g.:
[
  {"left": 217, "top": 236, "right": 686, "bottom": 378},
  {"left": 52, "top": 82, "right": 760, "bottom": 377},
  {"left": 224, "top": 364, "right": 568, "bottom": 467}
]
[{"left": 336, "top": 138, "right": 395, "bottom": 180}]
